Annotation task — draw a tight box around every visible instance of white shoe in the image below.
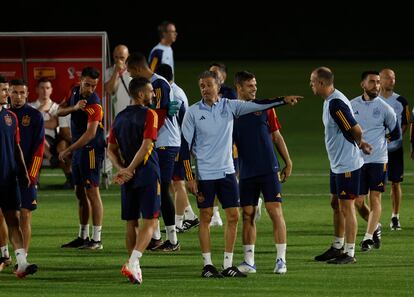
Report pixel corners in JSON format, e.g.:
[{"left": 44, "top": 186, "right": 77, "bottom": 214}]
[
  {"left": 121, "top": 262, "right": 143, "bottom": 284},
  {"left": 255, "top": 198, "right": 263, "bottom": 221},
  {"left": 274, "top": 258, "right": 287, "bottom": 274},
  {"left": 238, "top": 261, "right": 257, "bottom": 273},
  {"left": 210, "top": 215, "right": 223, "bottom": 227}
]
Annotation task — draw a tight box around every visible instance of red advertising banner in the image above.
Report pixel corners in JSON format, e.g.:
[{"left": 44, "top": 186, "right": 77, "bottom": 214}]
[
  {"left": 27, "top": 62, "right": 103, "bottom": 102},
  {"left": 0, "top": 62, "right": 24, "bottom": 80}
]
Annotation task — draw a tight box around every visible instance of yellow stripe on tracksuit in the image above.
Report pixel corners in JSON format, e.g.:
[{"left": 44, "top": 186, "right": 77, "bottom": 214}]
[
  {"left": 143, "top": 143, "right": 154, "bottom": 165},
  {"left": 405, "top": 106, "right": 411, "bottom": 124},
  {"left": 336, "top": 110, "right": 351, "bottom": 130},
  {"left": 30, "top": 156, "right": 42, "bottom": 178},
  {"left": 89, "top": 149, "right": 95, "bottom": 169},
  {"left": 150, "top": 57, "right": 159, "bottom": 71},
  {"left": 183, "top": 160, "right": 193, "bottom": 181}
]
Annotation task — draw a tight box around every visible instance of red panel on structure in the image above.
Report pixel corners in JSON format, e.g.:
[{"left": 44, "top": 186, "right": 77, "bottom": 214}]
[
  {"left": 24, "top": 36, "right": 102, "bottom": 58},
  {"left": 27, "top": 62, "right": 103, "bottom": 102},
  {"left": 0, "top": 63, "right": 24, "bottom": 80},
  {"left": 0, "top": 37, "right": 22, "bottom": 58}
]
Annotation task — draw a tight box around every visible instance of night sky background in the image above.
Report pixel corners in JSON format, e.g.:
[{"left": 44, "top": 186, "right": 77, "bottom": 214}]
[{"left": 3, "top": 1, "right": 414, "bottom": 61}]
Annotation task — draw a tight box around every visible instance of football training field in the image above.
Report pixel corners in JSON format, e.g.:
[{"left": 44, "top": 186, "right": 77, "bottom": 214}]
[{"left": 1, "top": 60, "right": 413, "bottom": 296}]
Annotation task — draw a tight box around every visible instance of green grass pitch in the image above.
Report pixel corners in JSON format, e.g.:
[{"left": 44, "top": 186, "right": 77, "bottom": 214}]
[{"left": 1, "top": 60, "right": 413, "bottom": 296}]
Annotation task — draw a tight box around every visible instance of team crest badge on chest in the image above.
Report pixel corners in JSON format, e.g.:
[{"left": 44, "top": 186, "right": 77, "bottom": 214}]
[
  {"left": 254, "top": 111, "right": 262, "bottom": 116},
  {"left": 4, "top": 114, "right": 12, "bottom": 126},
  {"left": 22, "top": 115, "right": 31, "bottom": 126}
]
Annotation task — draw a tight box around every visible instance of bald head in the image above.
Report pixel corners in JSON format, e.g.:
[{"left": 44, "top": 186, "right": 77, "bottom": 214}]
[
  {"left": 379, "top": 68, "right": 395, "bottom": 93},
  {"left": 310, "top": 66, "right": 335, "bottom": 98},
  {"left": 113, "top": 44, "right": 129, "bottom": 68},
  {"left": 312, "top": 67, "right": 334, "bottom": 86}
]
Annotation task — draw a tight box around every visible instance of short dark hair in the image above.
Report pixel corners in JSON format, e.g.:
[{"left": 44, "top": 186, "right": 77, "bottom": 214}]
[
  {"left": 129, "top": 77, "right": 151, "bottom": 99},
  {"left": 37, "top": 77, "right": 52, "bottom": 85},
  {"left": 0, "top": 75, "right": 7, "bottom": 84},
  {"left": 361, "top": 70, "right": 379, "bottom": 81},
  {"left": 126, "top": 52, "right": 148, "bottom": 68},
  {"left": 155, "top": 64, "right": 173, "bottom": 82},
  {"left": 234, "top": 71, "right": 256, "bottom": 86},
  {"left": 209, "top": 62, "right": 227, "bottom": 74},
  {"left": 158, "top": 21, "right": 175, "bottom": 39},
  {"left": 313, "top": 67, "right": 334, "bottom": 85},
  {"left": 81, "top": 67, "right": 100, "bottom": 79},
  {"left": 9, "top": 79, "right": 27, "bottom": 87},
  {"left": 198, "top": 70, "right": 220, "bottom": 85}
]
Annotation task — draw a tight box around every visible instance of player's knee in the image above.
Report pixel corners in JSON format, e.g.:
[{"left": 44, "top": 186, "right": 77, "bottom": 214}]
[
  {"left": 225, "top": 208, "right": 239, "bottom": 224},
  {"left": 242, "top": 209, "right": 255, "bottom": 224},
  {"left": 200, "top": 209, "right": 213, "bottom": 224},
  {"left": 354, "top": 196, "right": 364, "bottom": 209}
]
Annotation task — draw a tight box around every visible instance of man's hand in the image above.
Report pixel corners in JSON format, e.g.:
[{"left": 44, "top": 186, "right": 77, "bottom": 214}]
[
  {"left": 360, "top": 140, "right": 373, "bottom": 155},
  {"left": 283, "top": 96, "right": 303, "bottom": 106},
  {"left": 74, "top": 99, "right": 87, "bottom": 111},
  {"left": 113, "top": 168, "right": 134, "bottom": 185},
  {"left": 59, "top": 148, "right": 71, "bottom": 162},
  {"left": 187, "top": 179, "right": 198, "bottom": 195},
  {"left": 280, "top": 162, "right": 292, "bottom": 183},
  {"left": 115, "top": 60, "right": 126, "bottom": 73}
]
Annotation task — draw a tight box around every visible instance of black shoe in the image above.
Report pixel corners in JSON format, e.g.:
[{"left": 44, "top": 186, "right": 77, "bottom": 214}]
[
  {"left": 314, "top": 246, "right": 343, "bottom": 261},
  {"left": 327, "top": 253, "right": 356, "bottom": 264},
  {"left": 16, "top": 263, "right": 38, "bottom": 278},
  {"left": 152, "top": 240, "right": 180, "bottom": 252},
  {"left": 79, "top": 240, "right": 103, "bottom": 250},
  {"left": 61, "top": 237, "right": 90, "bottom": 248},
  {"left": 220, "top": 266, "right": 247, "bottom": 277},
  {"left": 390, "top": 217, "right": 401, "bottom": 230},
  {"left": 373, "top": 224, "right": 382, "bottom": 249},
  {"left": 201, "top": 265, "right": 223, "bottom": 278},
  {"left": 0, "top": 256, "right": 11, "bottom": 271},
  {"left": 360, "top": 239, "right": 374, "bottom": 252},
  {"left": 146, "top": 238, "right": 163, "bottom": 251},
  {"left": 182, "top": 218, "right": 200, "bottom": 232}
]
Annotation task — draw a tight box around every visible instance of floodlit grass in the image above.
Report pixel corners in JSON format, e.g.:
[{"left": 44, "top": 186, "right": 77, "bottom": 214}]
[{"left": 1, "top": 60, "right": 413, "bottom": 296}]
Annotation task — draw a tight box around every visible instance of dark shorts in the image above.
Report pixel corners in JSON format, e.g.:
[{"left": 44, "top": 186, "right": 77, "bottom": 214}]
[
  {"left": 387, "top": 147, "right": 404, "bottom": 182},
  {"left": 172, "top": 158, "right": 185, "bottom": 181},
  {"left": 330, "top": 168, "right": 361, "bottom": 200},
  {"left": 121, "top": 181, "right": 161, "bottom": 220},
  {"left": 197, "top": 173, "right": 239, "bottom": 209},
  {"left": 156, "top": 146, "right": 180, "bottom": 183},
  {"left": 239, "top": 172, "right": 282, "bottom": 207},
  {"left": 19, "top": 185, "right": 37, "bottom": 211},
  {"left": 72, "top": 148, "right": 104, "bottom": 188},
  {"left": 0, "top": 180, "right": 21, "bottom": 211},
  {"left": 45, "top": 135, "right": 57, "bottom": 154},
  {"left": 359, "top": 163, "right": 387, "bottom": 195}
]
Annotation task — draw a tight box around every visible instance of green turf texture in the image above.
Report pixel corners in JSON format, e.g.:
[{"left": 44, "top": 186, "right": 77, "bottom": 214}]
[{"left": 1, "top": 60, "right": 413, "bottom": 296}]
